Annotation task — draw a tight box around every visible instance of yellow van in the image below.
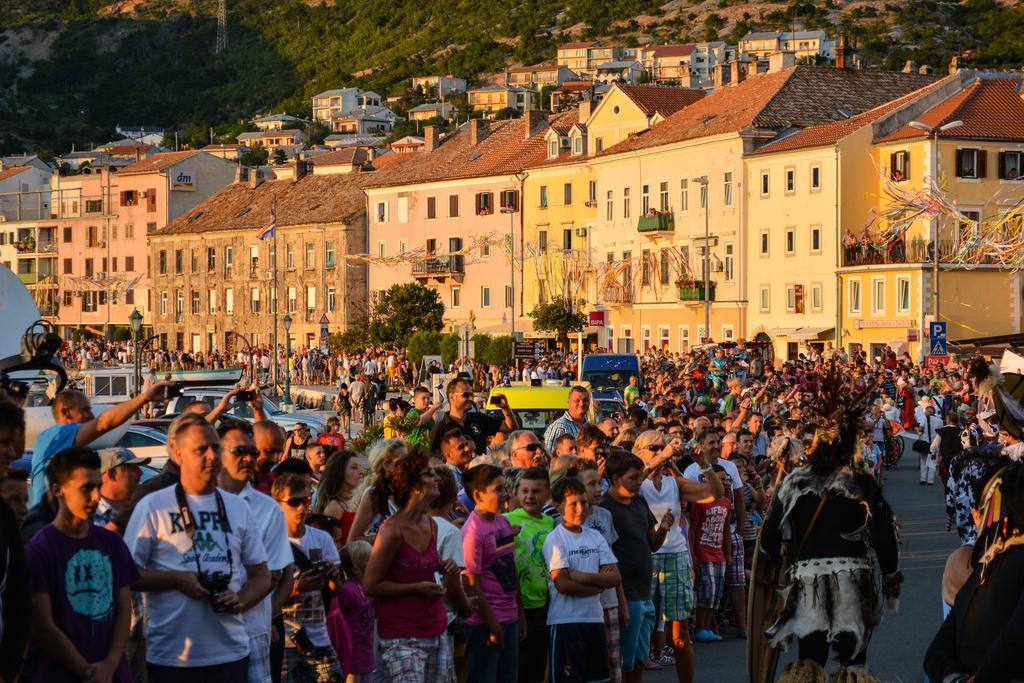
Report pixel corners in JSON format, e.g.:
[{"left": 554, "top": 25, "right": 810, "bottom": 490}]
[{"left": 485, "top": 381, "right": 595, "bottom": 436}]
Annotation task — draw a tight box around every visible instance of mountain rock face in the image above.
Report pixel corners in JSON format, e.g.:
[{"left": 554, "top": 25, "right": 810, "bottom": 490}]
[{"left": 1, "top": 0, "right": 1022, "bottom": 154}]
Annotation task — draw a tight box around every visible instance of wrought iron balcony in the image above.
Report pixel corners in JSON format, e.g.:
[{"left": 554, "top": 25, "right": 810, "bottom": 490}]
[
  {"left": 412, "top": 255, "right": 465, "bottom": 280},
  {"left": 601, "top": 285, "right": 634, "bottom": 304}
]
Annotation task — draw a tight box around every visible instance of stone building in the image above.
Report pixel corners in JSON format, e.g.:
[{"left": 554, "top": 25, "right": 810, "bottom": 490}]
[{"left": 149, "top": 161, "right": 402, "bottom": 354}]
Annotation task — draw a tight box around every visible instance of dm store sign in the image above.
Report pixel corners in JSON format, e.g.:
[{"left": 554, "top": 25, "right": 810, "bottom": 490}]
[{"left": 172, "top": 171, "right": 196, "bottom": 191}]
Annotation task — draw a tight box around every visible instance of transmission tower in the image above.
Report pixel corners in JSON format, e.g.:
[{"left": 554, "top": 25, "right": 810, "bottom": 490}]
[{"left": 215, "top": 0, "right": 227, "bottom": 54}]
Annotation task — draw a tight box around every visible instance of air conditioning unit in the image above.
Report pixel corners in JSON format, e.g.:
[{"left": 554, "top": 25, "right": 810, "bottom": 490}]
[
  {"left": 97, "top": 272, "right": 107, "bottom": 279},
  {"left": 97, "top": 241, "right": 106, "bottom": 248},
  {"left": 138, "top": 191, "right": 147, "bottom": 199},
  {"left": 712, "top": 261, "right": 724, "bottom": 273},
  {"left": 574, "top": 227, "right": 588, "bottom": 238},
  {"left": 266, "top": 270, "right": 274, "bottom": 280}
]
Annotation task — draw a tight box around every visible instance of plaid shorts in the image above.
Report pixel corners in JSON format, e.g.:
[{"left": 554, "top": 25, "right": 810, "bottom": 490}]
[
  {"left": 282, "top": 644, "right": 342, "bottom": 683},
  {"left": 603, "top": 606, "right": 622, "bottom": 683},
  {"left": 379, "top": 634, "right": 454, "bottom": 683},
  {"left": 725, "top": 531, "right": 746, "bottom": 587},
  {"left": 651, "top": 551, "right": 695, "bottom": 621},
  {"left": 248, "top": 633, "right": 272, "bottom": 683},
  {"left": 695, "top": 561, "right": 726, "bottom": 609}
]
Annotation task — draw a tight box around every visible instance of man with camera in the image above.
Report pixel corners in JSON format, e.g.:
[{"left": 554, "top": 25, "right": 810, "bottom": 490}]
[
  {"left": 29, "top": 383, "right": 170, "bottom": 506},
  {"left": 273, "top": 473, "right": 342, "bottom": 682},
  {"left": 430, "top": 378, "right": 518, "bottom": 454},
  {"left": 125, "top": 413, "right": 270, "bottom": 682}
]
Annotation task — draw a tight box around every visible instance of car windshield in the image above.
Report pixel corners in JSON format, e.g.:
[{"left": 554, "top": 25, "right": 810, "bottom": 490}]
[{"left": 582, "top": 370, "right": 633, "bottom": 393}]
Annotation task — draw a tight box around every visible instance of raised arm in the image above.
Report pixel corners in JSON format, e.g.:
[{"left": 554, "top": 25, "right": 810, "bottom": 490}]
[{"left": 76, "top": 382, "right": 168, "bottom": 446}]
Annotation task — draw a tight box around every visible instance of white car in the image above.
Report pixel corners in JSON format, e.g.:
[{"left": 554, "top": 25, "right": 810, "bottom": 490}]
[{"left": 164, "top": 386, "right": 326, "bottom": 436}]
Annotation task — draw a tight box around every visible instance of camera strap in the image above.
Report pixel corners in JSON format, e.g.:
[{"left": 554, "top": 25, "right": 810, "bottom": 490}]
[{"left": 174, "top": 484, "right": 234, "bottom": 575}]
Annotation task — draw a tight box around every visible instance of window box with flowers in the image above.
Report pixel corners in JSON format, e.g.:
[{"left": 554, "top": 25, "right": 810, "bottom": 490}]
[
  {"left": 637, "top": 210, "right": 674, "bottom": 233},
  {"left": 676, "top": 278, "right": 715, "bottom": 302}
]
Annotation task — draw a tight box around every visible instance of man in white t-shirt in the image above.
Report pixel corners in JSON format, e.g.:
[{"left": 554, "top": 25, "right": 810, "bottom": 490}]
[
  {"left": 543, "top": 477, "right": 620, "bottom": 682},
  {"left": 216, "top": 420, "right": 294, "bottom": 683},
  {"left": 273, "top": 473, "right": 342, "bottom": 682},
  {"left": 125, "top": 413, "right": 270, "bottom": 681}
]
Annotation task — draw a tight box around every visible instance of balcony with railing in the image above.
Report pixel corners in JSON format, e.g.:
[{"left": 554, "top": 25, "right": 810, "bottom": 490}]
[
  {"left": 412, "top": 255, "right": 465, "bottom": 280},
  {"left": 841, "top": 237, "right": 972, "bottom": 267},
  {"left": 677, "top": 280, "right": 716, "bottom": 302},
  {"left": 601, "top": 285, "right": 634, "bottom": 305},
  {"left": 637, "top": 212, "right": 674, "bottom": 234}
]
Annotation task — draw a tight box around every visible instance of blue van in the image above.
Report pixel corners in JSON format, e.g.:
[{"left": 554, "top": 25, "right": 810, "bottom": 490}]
[{"left": 580, "top": 354, "right": 642, "bottom": 398}]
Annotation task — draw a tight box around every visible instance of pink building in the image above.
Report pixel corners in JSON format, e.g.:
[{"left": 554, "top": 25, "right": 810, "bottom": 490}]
[
  {"left": 51, "top": 151, "right": 236, "bottom": 336},
  {"left": 364, "top": 112, "right": 567, "bottom": 333}
]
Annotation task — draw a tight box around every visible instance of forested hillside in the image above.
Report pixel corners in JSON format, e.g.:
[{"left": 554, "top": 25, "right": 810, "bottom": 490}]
[{"left": 1, "top": 0, "right": 1023, "bottom": 155}]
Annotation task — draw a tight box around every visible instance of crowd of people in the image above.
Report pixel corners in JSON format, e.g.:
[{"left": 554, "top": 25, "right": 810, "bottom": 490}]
[{"left": 1, "top": 338, "right": 1023, "bottom": 683}]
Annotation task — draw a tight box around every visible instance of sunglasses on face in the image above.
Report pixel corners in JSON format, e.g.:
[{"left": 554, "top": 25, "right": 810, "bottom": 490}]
[
  {"left": 517, "top": 443, "right": 544, "bottom": 452},
  {"left": 646, "top": 444, "right": 664, "bottom": 452},
  {"left": 460, "top": 391, "right": 473, "bottom": 399},
  {"left": 230, "top": 446, "right": 259, "bottom": 458},
  {"left": 280, "top": 495, "right": 312, "bottom": 508}
]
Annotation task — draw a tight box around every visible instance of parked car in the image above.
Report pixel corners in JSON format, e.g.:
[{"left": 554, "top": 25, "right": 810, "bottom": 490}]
[
  {"left": 164, "top": 387, "right": 326, "bottom": 436},
  {"left": 10, "top": 425, "right": 169, "bottom": 485}
]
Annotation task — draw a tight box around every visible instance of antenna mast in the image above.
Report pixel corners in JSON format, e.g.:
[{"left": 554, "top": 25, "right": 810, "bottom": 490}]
[{"left": 216, "top": 0, "right": 228, "bottom": 54}]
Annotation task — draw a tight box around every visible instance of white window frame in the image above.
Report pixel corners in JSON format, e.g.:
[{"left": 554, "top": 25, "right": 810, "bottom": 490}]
[
  {"left": 377, "top": 241, "right": 386, "bottom": 259},
  {"left": 678, "top": 325, "right": 690, "bottom": 352},
  {"left": 785, "top": 227, "right": 795, "bottom": 255},
  {"left": 896, "top": 276, "right": 911, "bottom": 315},
  {"left": 760, "top": 171, "right": 770, "bottom": 197},
  {"left": 849, "top": 279, "right": 862, "bottom": 315},
  {"left": 397, "top": 196, "right": 409, "bottom": 223},
  {"left": 481, "top": 285, "right": 491, "bottom": 308},
  {"left": 722, "top": 325, "right": 735, "bottom": 341},
  {"left": 810, "top": 225, "right": 822, "bottom": 254},
  {"left": 375, "top": 201, "right": 389, "bottom": 223},
  {"left": 658, "top": 325, "right": 670, "bottom": 350},
  {"left": 871, "top": 277, "right": 885, "bottom": 316},
  {"left": 786, "top": 285, "right": 797, "bottom": 313},
  {"left": 679, "top": 178, "right": 689, "bottom": 213},
  {"left": 759, "top": 230, "right": 770, "bottom": 257},
  {"left": 327, "top": 286, "right": 336, "bottom": 313},
  {"left": 724, "top": 243, "right": 734, "bottom": 281},
  {"left": 760, "top": 286, "right": 770, "bottom": 312},
  {"left": 785, "top": 167, "right": 796, "bottom": 194},
  {"left": 810, "top": 164, "right": 821, "bottom": 191},
  {"left": 451, "top": 287, "right": 461, "bottom": 309},
  {"left": 723, "top": 169, "right": 733, "bottom": 207},
  {"left": 811, "top": 283, "right": 823, "bottom": 312},
  {"left": 225, "top": 288, "right": 234, "bottom": 315}
]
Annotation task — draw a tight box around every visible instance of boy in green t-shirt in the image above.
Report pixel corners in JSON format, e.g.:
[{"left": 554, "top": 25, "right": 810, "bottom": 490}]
[{"left": 504, "top": 467, "right": 555, "bottom": 683}]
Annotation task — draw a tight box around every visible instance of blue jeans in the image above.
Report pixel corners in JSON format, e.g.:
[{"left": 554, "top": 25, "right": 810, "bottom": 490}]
[
  {"left": 620, "top": 600, "right": 655, "bottom": 672},
  {"left": 466, "top": 621, "right": 519, "bottom": 683}
]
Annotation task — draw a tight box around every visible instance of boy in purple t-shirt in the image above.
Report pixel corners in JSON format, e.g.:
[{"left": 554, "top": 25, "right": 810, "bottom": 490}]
[
  {"left": 461, "top": 464, "right": 522, "bottom": 683},
  {"left": 24, "top": 446, "right": 138, "bottom": 682}
]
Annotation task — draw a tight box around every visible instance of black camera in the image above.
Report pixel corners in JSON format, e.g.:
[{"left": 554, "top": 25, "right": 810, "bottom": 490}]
[
  {"left": 234, "top": 390, "right": 255, "bottom": 402},
  {"left": 164, "top": 382, "right": 184, "bottom": 400},
  {"left": 198, "top": 570, "right": 232, "bottom": 612},
  {"left": 312, "top": 561, "right": 331, "bottom": 575}
]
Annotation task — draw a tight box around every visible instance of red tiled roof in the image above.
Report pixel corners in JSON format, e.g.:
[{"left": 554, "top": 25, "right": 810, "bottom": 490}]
[
  {"left": 117, "top": 151, "right": 203, "bottom": 175},
  {"left": 508, "top": 63, "right": 559, "bottom": 73},
  {"left": 648, "top": 44, "right": 696, "bottom": 58},
  {"left": 554, "top": 81, "right": 596, "bottom": 93},
  {"left": 602, "top": 67, "right": 937, "bottom": 156},
  {"left": 0, "top": 166, "right": 30, "bottom": 183},
  {"left": 311, "top": 148, "right": 368, "bottom": 167},
  {"left": 366, "top": 111, "right": 577, "bottom": 188},
  {"left": 616, "top": 84, "right": 705, "bottom": 117},
  {"left": 876, "top": 78, "right": 1024, "bottom": 143},
  {"left": 751, "top": 78, "right": 949, "bottom": 155},
  {"left": 203, "top": 143, "right": 243, "bottom": 150},
  {"left": 559, "top": 41, "right": 598, "bottom": 50},
  {"left": 103, "top": 144, "right": 154, "bottom": 156}
]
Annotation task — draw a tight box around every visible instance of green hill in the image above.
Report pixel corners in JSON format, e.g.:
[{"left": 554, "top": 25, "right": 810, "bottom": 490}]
[{"left": 1, "top": 0, "right": 1023, "bottom": 155}]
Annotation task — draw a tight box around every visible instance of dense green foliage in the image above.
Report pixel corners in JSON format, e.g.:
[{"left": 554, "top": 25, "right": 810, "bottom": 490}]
[
  {"left": 368, "top": 282, "right": 445, "bottom": 347},
  {"left": 529, "top": 296, "right": 587, "bottom": 346},
  {"left": 407, "top": 330, "right": 444, "bottom": 365},
  {"left": 328, "top": 328, "right": 370, "bottom": 355},
  {"left": 4, "top": 0, "right": 1024, "bottom": 153}
]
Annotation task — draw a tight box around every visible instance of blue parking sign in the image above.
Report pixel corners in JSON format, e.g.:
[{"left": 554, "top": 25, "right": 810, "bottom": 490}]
[{"left": 930, "top": 321, "right": 947, "bottom": 355}]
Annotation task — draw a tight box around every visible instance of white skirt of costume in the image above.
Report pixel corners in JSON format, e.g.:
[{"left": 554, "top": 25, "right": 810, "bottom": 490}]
[{"left": 765, "top": 557, "right": 881, "bottom": 658}]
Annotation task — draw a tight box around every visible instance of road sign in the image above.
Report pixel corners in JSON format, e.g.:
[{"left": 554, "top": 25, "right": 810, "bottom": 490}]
[
  {"left": 513, "top": 341, "right": 544, "bottom": 360},
  {"left": 319, "top": 313, "right": 330, "bottom": 325},
  {"left": 926, "top": 355, "right": 950, "bottom": 370},
  {"left": 907, "top": 328, "right": 919, "bottom": 342},
  {"left": 929, "top": 321, "right": 947, "bottom": 355}
]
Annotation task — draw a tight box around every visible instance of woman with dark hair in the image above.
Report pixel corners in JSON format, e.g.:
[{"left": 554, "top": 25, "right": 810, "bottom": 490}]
[
  {"left": 925, "top": 461, "right": 1024, "bottom": 682},
  {"left": 314, "top": 450, "right": 363, "bottom": 544},
  {"left": 363, "top": 452, "right": 459, "bottom": 682}
]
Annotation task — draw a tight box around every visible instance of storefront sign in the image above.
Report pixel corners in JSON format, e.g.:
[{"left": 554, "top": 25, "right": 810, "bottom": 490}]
[
  {"left": 794, "top": 284, "right": 804, "bottom": 314},
  {"left": 855, "top": 319, "right": 913, "bottom": 329},
  {"left": 588, "top": 311, "right": 606, "bottom": 327},
  {"left": 172, "top": 171, "right": 195, "bottom": 191},
  {"left": 926, "top": 355, "right": 951, "bottom": 370}
]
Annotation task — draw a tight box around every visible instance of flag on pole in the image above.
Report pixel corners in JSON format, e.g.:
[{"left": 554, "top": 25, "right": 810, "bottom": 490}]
[{"left": 258, "top": 211, "right": 277, "bottom": 240}]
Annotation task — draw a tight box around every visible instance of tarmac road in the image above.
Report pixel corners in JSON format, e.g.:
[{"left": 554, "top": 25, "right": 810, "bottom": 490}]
[{"left": 650, "top": 455, "right": 959, "bottom": 682}]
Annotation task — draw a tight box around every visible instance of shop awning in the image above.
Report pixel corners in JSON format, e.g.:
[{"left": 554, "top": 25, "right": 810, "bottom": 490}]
[
  {"left": 765, "top": 327, "right": 800, "bottom": 337},
  {"left": 790, "top": 326, "right": 835, "bottom": 341}
]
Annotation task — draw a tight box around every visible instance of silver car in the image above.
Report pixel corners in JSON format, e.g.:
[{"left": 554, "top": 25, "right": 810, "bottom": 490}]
[{"left": 164, "top": 387, "right": 326, "bottom": 436}]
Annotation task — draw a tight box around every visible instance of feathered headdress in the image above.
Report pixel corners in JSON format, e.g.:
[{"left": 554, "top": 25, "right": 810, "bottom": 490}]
[
  {"left": 974, "top": 464, "right": 1024, "bottom": 581},
  {"left": 802, "top": 365, "right": 877, "bottom": 471},
  {"left": 969, "top": 352, "right": 1024, "bottom": 439}
]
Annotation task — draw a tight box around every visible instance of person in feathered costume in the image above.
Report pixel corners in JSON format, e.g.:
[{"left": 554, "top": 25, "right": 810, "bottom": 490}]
[{"left": 756, "top": 369, "right": 901, "bottom": 683}]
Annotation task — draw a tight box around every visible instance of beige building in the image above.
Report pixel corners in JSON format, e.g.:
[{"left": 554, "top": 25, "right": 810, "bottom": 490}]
[
  {"left": 739, "top": 31, "right": 835, "bottom": 62},
  {"left": 467, "top": 86, "right": 535, "bottom": 115},
  {"left": 149, "top": 163, "right": 394, "bottom": 353},
  {"left": 557, "top": 42, "right": 624, "bottom": 78},
  {"left": 505, "top": 64, "right": 578, "bottom": 90}
]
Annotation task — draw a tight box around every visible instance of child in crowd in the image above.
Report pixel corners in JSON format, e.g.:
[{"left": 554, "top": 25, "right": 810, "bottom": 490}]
[
  {"left": 688, "top": 466, "right": 732, "bottom": 643},
  {"left": 578, "top": 461, "right": 628, "bottom": 683},
  {"left": 338, "top": 540, "right": 375, "bottom": 683},
  {"left": 543, "top": 476, "right": 621, "bottom": 683},
  {"left": 462, "top": 464, "right": 522, "bottom": 683},
  {"left": 504, "top": 467, "right": 555, "bottom": 683},
  {"left": 428, "top": 466, "right": 472, "bottom": 678}
]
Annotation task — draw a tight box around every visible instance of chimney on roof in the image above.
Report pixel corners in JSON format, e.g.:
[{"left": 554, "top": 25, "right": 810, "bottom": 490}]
[
  {"left": 730, "top": 60, "right": 745, "bottom": 86},
  {"left": 234, "top": 165, "right": 250, "bottom": 184},
  {"left": 295, "top": 159, "right": 310, "bottom": 182},
  {"left": 523, "top": 110, "right": 544, "bottom": 139},
  {"left": 249, "top": 168, "right": 264, "bottom": 189},
  {"left": 578, "top": 99, "right": 592, "bottom": 122},
  {"left": 918, "top": 64, "right": 932, "bottom": 75},
  {"left": 768, "top": 51, "right": 796, "bottom": 73},
  {"left": 713, "top": 62, "right": 727, "bottom": 89},
  {"left": 835, "top": 34, "right": 850, "bottom": 69},
  {"left": 902, "top": 60, "right": 917, "bottom": 73},
  {"left": 470, "top": 118, "right": 490, "bottom": 146},
  {"left": 424, "top": 126, "right": 439, "bottom": 152}
]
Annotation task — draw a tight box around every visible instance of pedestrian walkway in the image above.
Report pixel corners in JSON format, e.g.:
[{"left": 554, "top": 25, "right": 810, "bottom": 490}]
[{"left": 649, "top": 456, "right": 958, "bottom": 682}]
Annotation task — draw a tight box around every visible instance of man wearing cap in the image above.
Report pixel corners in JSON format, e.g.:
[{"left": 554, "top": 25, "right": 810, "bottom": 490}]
[{"left": 94, "top": 448, "right": 150, "bottom": 527}]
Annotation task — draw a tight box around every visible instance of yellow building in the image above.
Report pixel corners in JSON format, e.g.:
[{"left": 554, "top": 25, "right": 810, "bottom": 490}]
[
  {"left": 467, "top": 86, "right": 535, "bottom": 116},
  {"left": 583, "top": 66, "right": 936, "bottom": 354}
]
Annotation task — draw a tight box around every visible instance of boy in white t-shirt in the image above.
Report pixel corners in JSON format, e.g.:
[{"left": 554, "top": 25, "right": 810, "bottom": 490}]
[{"left": 543, "top": 476, "right": 621, "bottom": 683}]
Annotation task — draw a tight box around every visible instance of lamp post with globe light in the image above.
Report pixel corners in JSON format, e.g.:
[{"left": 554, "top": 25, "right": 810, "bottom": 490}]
[{"left": 129, "top": 308, "right": 143, "bottom": 397}]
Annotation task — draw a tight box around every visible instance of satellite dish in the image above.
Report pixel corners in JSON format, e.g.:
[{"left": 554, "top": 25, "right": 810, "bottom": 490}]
[{"left": 0, "top": 264, "right": 67, "bottom": 392}]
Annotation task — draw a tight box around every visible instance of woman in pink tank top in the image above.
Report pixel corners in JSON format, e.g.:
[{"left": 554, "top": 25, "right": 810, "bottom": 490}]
[{"left": 364, "top": 452, "right": 462, "bottom": 682}]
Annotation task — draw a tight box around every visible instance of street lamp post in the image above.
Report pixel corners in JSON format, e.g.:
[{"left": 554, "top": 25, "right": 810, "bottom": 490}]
[
  {"left": 908, "top": 119, "right": 963, "bottom": 334},
  {"left": 692, "top": 176, "right": 711, "bottom": 343},
  {"left": 283, "top": 313, "right": 293, "bottom": 411},
  {"left": 129, "top": 308, "right": 143, "bottom": 397}
]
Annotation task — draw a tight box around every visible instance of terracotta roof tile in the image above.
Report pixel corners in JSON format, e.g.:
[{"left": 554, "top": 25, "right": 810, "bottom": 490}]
[
  {"left": 0, "top": 166, "right": 30, "bottom": 182},
  {"left": 616, "top": 84, "right": 705, "bottom": 118},
  {"left": 647, "top": 44, "right": 696, "bottom": 58},
  {"left": 876, "top": 78, "right": 1024, "bottom": 143},
  {"left": 116, "top": 151, "right": 202, "bottom": 175},
  {"left": 310, "top": 148, "right": 368, "bottom": 168},
  {"left": 602, "top": 67, "right": 937, "bottom": 156},
  {"left": 366, "top": 111, "right": 577, "bottom": 188},
  {"left": 559, "top": 41, "right": 598, "bottom": 50},
  {"left": 102, "top": 144, "right": 154, "bottom": 155},
  {"left": 156, "top": 172, "right": 383, "bottom": 236},
  {"left": 508, "top": 63, "right": 559, "bottom": 73}
]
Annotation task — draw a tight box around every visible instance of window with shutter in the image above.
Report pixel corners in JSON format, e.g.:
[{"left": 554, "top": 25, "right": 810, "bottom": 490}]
[
  {"left": 147, "top": 189, "right": 157, "bottom": 212},
  {"left": 999, "top": 151, "right": 1023, "bottom": 180},
  {"left": 890, "top": 151, "right": 909, "bottom": 182}
]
